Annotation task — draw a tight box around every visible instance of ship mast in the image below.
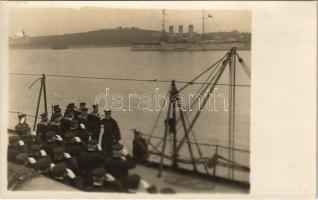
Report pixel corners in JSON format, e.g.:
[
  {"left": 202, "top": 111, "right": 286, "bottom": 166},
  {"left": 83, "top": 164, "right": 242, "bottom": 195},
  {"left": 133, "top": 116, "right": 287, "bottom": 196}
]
[
  {"left": 162, "top": 9, "right": 167, "bottom": 33},
  {"left": 201, "top": 9, "right": 205, "bottom": 39}
]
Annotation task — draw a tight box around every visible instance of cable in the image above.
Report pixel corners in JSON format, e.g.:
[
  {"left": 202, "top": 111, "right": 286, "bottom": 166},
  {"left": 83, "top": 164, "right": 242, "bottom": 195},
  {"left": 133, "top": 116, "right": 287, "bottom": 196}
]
[{"left": 9, "top": 72, "right": 250, "bottom": 87}]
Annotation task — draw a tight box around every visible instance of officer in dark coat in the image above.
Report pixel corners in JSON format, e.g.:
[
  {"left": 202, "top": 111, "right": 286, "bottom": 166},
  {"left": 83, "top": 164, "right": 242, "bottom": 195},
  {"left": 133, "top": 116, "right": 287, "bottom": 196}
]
[
  {"left": 7, "top": 136, "right": 27, "bottom": 163},
  {"left": 87, "top": 104, "right": 101, "bottom": 141},
  {"left": 36, "top": 112, "right": 49, "bottom": 142},
  {"left": 77, "top": 140, "right": 107, "bottom": 186},
  {"left": 101, "top": 110, "right": 121, "bottom": 157},
  {"left": 105, "top": 144, "right": 136, "bottom": 189},
  {"left": 64, "top": 131, "right": 87, "bottom": 158},
  {"left": 15, "top": 113, "right": 31, "bottom": 136}
]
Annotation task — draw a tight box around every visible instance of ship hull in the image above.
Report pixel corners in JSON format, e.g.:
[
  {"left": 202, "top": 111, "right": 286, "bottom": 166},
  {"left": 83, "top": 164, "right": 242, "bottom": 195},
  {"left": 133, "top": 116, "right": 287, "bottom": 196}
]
[{"left": 130, "top": 42, "right": 250, "bottom": 51}]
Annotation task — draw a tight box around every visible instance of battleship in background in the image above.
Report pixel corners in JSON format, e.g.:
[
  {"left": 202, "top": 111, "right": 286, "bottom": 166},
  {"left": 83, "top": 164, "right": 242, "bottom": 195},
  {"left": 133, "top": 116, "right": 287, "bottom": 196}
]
[{"left": 130, "top": 10, "right": 251, "bottom": 51}]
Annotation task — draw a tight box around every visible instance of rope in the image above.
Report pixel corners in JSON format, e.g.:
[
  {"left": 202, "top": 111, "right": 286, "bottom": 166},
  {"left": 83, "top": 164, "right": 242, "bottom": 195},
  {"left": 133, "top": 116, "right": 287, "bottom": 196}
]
[
  {"left": 9, "top": 111, "right": 36, "bottom": 118},
  {"left": 9, "top": 73, "right": 250, "bottom": 87}
]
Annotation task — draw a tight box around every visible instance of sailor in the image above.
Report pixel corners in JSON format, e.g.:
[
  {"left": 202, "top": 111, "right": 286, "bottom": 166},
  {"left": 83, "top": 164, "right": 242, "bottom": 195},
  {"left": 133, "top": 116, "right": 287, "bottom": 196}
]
[
  {"left": 52, "top": 147, "right": 79, "bottom": 175},
  {"left": 64, "top": 131, "right": 87, "bottom": 158},
  {"left": 75, "top": 119, "right": 92, "bottom": 144},
  {"left": 42, "top": 131, "right": 65, "bottom": 156},
  {"left": 87, "top": 104, "right": 101, "bottom": 141},
  {"left": 7, "top": 136, "right": 27, "bottom": 163},
  {"left": 60, "top": 110, "right": 74, "bottom": 134},
  {"left": 85, "top": 167, "right": 125, "bottom": 192},
  {"left": 20, "top": 131, "right": 41, "bottom": 148},
  {"left": 78, "top": 107, "right": 89, "bottom": 128},
  {"left": 50, "top": 105, "right": 62, "bottom": 122},
  {"left": 64, "top": 103, "right": 75, "bottom": 116},
  {"left": 27, "top": 144, "right": 51, "bottom": 168},
  {"left": 48, "top": 113, "right": 63, "bottom": 137},
  {"left": 132, "top": 130, "right": 149, "bottom": 163},
  {"left": 34, "top": 157, "right": 52, "bottom": 176},
  {"left": 77, "top": 139, "right": 106, "bottom": 186},
  {"left": 126, "top": 174, "right": 158, "bottom": 194},
  {"left": 101, "top": 110, "right": 121, "bottom": 156},
  {"left": 50, "top": 163, "right": 84, "bottom": 190},
  {"left": 105, "top": 144, "right": 136, "bottom": 189},
  {"left": 79, "top": 102, "right": 86, "bottom": 112},
  {"left": 14, "top": 152, "right": 29, "bottom": 166},
  {"left": 15, "top": 113, "right": 31, "bottom": 136},
  {"left": 36, "top": 112, "right": 49, "bottom": 141}
]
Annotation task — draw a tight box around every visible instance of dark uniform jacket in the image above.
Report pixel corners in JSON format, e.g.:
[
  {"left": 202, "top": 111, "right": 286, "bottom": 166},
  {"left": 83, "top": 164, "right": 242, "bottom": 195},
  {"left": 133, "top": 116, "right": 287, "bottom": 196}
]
[
  {"left": 101, "top": 118, "right": 121, "bottom": 156},
  {"left": 52, "top": 157, "right": 79, "bottom": 175},
  {"left": 42, "top": 140, "right": 65, "bottom": 156},
  {"left": 60, "top": 118, "right": 72, "bottom": 134},
  {"left": 36, "top": 121, "right": 49, "bottom": 142},
  {"left": 48, "top": 122, "right": 63, "bottom": 137},
  {"left": 133, "top": 137, "right": 149, "bottom": 162},
  {"left": 15, "top": 123, "right": 31, "bottom": 135},
  {"left": 78, "top": 150, "right": 107, "bottom": 186},
  {"left": 105, "top": 155, "right": 136, "bottom": 188},
  {"left": 7, "top": 145, "right": 27, "bottom": 163},
  {"left": 64, "top": 141, "right": 87, "bottom": 158},
  {"left": 87, "top": 114, "right": 101, "bottom": 141}
]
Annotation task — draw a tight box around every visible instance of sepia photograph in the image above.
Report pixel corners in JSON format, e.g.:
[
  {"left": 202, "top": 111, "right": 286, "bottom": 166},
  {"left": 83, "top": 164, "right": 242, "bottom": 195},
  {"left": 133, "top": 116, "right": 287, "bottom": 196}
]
[
  {"left": 6, "top": 5, "right": 251, "bottom": 194},
  {"left": 1, "top": 1, "right": 316, "bottom": 199}
]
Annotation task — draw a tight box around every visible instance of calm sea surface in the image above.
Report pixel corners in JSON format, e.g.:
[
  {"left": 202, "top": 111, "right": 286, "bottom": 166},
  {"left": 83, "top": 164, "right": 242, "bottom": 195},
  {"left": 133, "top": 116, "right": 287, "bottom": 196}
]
[{"left": 9, "top": 47, "right": 251, "bottom": 181}]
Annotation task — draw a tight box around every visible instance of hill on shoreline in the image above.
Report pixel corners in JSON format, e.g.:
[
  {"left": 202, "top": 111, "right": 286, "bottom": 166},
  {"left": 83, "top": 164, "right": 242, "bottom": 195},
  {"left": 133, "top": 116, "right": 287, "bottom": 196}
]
[{"left": 9, "top": 27, "right": 251, "bottom": 49}]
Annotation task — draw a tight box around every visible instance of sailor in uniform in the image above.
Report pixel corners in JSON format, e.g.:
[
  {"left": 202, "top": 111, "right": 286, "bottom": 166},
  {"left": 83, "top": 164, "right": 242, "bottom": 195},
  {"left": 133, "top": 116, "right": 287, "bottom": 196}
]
[
  {"left": 64, "top": 131, "right": 87, "bottom": 158},
  {"left": 26, "top": 144, "right": 51, "bottom": 168},
  {"left": 48, "top": 112, "right": 63, "bottom": 137},
  {"left": 132, "top": 129, "right": 149, "bottom": 163},
  {"left": 51, "top": 147, "right": 79, "bottom": 175},
  {"left": 61, "top": 110, "right": 74, "bottom": 135},
  {"left": 7, "top": 136, "right": 27, "bottom": 163},
  {"left": 42, "top": 131, "right": 65, "bottom": 156},
  {"left": 77, "top": 139, "right": 107, "bottom": 187},
  {"left": 101, "top": 110, "right": 121, "bottom": 157},
  {"left": 88, "top": 104, "right": 101, "bottom": 141},
  {"left": 36, "top": 112, "right": 49, "bottom": 142},
  {"left": 50, "top": 105, "right": 62, "bottom": 122},
  {"left": 85, "top": 167, "right": 125, "bottom": 192},
  {"left": 50, "top": 163, "right": 84, "bottom": 190},
  {"left": 105, "top": 144, "right": 136, "bottom": 189},
  {"left": 15, "top": 113, "right": 31, "bottom": 136}
]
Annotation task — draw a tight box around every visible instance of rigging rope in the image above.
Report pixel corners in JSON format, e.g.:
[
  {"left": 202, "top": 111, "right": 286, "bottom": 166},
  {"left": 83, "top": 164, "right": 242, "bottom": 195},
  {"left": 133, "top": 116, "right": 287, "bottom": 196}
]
[{"left": 9, "top": 73, "right": 250, "bottom": 87}]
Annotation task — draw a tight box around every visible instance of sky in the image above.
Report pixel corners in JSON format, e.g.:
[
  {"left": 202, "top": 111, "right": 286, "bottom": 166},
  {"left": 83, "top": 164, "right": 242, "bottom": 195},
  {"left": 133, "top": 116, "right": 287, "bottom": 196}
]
[{"left": 9, "top": 7, "right": 251, "bottom": 37}]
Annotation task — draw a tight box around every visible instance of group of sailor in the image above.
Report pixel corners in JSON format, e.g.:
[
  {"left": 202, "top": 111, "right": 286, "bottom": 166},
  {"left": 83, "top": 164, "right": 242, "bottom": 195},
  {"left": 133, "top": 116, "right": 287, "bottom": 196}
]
[{"left": 8, "top": 102, "right": 175, "bottom": 194}]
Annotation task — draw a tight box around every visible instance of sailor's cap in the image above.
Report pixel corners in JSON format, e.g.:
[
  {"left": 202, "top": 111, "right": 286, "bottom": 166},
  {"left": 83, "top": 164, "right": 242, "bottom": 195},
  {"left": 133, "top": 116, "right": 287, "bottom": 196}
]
[
  {"left": 92, "top": 104, "right": 99, "bottom": 108},
  {"left": 18, "top": 113, "right": 26, "bottom": 119},
  {"left": 30, "top": 144, "right": 41, "bottom": 151},
  {"left": 104, "top": 109, "right": 111, "bottom": 114},
  {"left": 112, "top": 143, "right": 123, "bottom": 151},
  {"left": 40, "top": 112, "right": 47, "bottom": 118},
  {"left": 46, "top": 131, "right": 56, "bottom": 139},
  {"left": 51, "top": 163, "right": 67, "bottom": 177},
  {"left": 80, "top": 102, "right": 86, "bottom": 106},
  {"left": 53, "top": 147, "right": 64, "bottom": 154},
  {"left": 15, "top": 153, "right": 28, "bottom": 164},
  {"left": 92, "top": 167, "right": 106, "bottom": 177},
  {"left": 36, "top": 158, "right": 50, "bottom": 171},
  {"left": 64, "top": 132, "right": 76, "bottom": 139},
  {"left": 127, "top": 174, "right": 141, "bottom": 189}
]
